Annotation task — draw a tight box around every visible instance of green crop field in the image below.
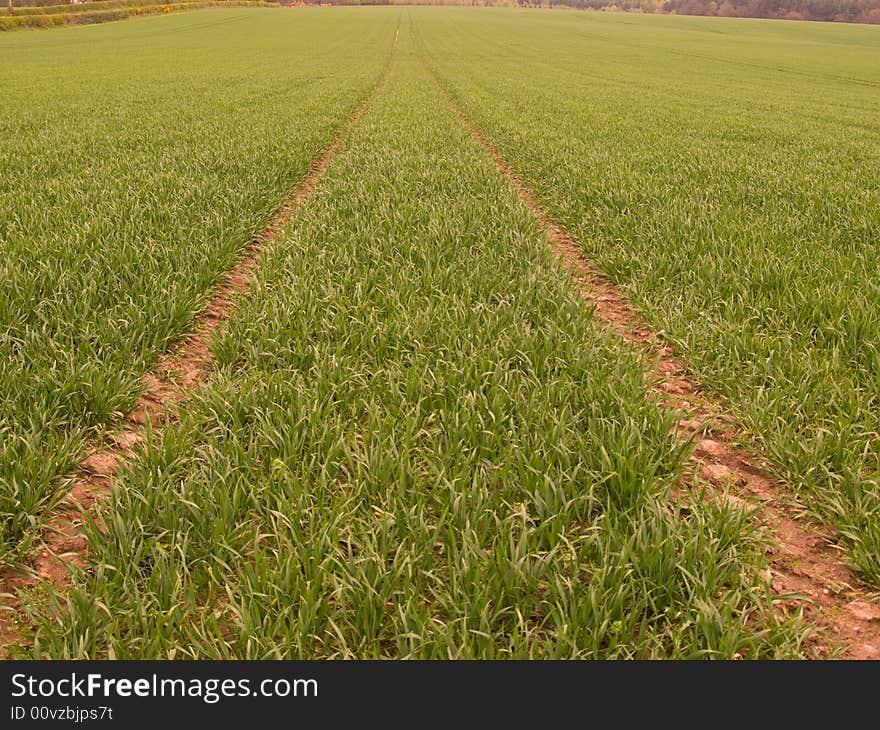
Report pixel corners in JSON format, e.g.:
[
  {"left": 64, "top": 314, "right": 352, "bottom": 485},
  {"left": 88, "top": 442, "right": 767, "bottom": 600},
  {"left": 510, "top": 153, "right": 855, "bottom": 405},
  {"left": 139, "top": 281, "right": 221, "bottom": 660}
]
[
  {"left": 0, "top": 9, "right": 392, "bottom": 568},
  {"left": 1, "top": 6, "right": 878, "bottom": 660},
  {"left": 416, "top": 9, "right": 880, "bottom": 581}
]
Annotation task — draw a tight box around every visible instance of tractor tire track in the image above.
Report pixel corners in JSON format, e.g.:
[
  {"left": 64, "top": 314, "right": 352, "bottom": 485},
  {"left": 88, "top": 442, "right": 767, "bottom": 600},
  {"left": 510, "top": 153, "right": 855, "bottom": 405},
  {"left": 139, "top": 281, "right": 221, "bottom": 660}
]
[
  {"left": 421, "top": 56, "right": 880, "bottom": 660},
  {"left": 0, "top": 43, "right": 397, "bottom": 659}
]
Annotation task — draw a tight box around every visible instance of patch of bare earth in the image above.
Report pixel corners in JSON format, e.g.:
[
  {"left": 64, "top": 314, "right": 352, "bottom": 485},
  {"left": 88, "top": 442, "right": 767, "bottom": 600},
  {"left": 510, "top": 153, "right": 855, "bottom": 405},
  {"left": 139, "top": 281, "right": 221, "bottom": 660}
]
[
  {"left": 424, "top": 59, "right": 880, "bottom": 660},
  {"left": 0, "top": 51, "right": 395, "bottom": 659}
]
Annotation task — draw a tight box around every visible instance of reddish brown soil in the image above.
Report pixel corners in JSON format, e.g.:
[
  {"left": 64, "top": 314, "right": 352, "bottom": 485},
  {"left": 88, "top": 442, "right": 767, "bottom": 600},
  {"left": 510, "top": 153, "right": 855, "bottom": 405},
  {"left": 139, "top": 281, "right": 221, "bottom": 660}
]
[
  {"left": 0, "top": 53, "right": 395, "bottom": 659},
  {"left": 425, "top": 62, "right": 880, "bottom": 660}
]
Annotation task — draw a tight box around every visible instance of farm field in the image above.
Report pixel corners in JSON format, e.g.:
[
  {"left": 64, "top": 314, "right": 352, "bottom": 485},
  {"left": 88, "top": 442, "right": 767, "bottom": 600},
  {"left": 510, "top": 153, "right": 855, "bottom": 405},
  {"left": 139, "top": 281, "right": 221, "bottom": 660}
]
[
  {"left": 0, "top": 9, "right": 393, "bottom": 567},
  {"left": 1, "top": 7, "right": 878, "bottom": 659},
  {"left": 417, "top": 9, "right": 880, "bottom": 581}
]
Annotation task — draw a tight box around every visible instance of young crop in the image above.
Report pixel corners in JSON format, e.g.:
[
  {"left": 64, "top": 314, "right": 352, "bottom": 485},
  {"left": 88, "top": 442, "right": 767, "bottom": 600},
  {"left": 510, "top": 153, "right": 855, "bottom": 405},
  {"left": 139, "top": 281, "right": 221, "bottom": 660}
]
[
  {"left": 417, "top": 8, "right": 880, "bottom": 583},
  {"left": 0, "top": 8, "right": 396, "bottom": 566},
  {"left": 28, "top": 27, "right": 806, "bottom": 659}
]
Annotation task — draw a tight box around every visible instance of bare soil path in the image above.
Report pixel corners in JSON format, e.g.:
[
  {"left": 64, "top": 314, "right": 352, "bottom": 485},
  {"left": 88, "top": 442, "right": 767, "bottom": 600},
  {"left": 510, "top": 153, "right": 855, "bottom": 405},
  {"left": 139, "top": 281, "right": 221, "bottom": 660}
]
[{"left": 422, "top": 57, "right": 880, "bottom": 660}]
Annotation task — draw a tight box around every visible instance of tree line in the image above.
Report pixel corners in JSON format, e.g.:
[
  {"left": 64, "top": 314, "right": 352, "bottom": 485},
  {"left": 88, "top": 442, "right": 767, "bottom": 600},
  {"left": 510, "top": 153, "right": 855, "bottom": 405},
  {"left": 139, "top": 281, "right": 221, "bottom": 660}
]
[
  {"left": 533, "top": 0, "right": 880, "bottom": 23},
  {"left": 304, "top": 0, "right": 880, "bottom": 23}
]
